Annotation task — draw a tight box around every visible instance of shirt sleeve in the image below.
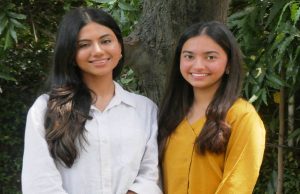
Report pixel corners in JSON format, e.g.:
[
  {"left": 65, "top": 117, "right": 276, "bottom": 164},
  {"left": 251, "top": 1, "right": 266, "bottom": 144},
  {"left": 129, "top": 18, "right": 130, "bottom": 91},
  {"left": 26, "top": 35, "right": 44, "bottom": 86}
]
[
  {"left": 128, "top": 102, "right": 163, "bottom": 194},
  {"left": 215, "top": 102, "right": 266, "bottom": 194},
  {"left": 22, "top": 95, "right": 68, "bottom": 194}
]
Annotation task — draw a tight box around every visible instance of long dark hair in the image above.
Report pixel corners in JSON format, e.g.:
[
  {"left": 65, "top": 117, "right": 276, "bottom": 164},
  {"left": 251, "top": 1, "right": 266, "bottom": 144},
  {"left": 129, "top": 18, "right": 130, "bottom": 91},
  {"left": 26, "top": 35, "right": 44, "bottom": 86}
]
[
  {"left": 44, "top": 7, "right": 124, "bottom": 167},
  {"left": 158, "top": 21, "right": 243, "bottom": 159}
]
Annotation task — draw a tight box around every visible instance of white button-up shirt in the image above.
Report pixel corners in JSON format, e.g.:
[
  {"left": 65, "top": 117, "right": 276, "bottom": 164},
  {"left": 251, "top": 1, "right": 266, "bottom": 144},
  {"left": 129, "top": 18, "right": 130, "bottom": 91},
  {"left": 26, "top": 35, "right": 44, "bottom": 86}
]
[{"left": 22, "top": 82, "right": 162, "bottom": 194}]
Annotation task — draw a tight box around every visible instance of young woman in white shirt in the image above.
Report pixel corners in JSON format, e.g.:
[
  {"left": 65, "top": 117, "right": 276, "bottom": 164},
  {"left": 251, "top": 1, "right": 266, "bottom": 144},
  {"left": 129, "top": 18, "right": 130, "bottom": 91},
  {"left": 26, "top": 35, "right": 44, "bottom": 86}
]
[{"left": 22, "top": 7, "right": 162, "bottom": 194}]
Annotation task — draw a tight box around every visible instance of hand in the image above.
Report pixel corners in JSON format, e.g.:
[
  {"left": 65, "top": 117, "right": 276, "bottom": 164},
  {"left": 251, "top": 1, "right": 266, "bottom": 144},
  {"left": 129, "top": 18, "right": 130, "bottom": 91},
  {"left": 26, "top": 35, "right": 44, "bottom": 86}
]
[{"left": 126, "top": 191, "right": 137, "bottom": 194}]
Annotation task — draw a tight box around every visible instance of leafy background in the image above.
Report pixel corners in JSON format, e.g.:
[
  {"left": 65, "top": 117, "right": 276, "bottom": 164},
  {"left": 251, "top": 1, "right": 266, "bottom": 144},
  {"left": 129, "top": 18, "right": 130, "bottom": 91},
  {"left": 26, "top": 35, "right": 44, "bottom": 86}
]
[{"left": 0, "top": 0, "right": 299, "bottom": 193}]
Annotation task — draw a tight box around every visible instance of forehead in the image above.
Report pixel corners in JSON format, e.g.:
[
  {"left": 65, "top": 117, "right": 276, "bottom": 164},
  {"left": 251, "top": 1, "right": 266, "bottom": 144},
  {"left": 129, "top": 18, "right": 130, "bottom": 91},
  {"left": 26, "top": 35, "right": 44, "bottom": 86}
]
[
  {"left": 77, "top": 22, "right": 116, "bottom": 39},
  {"left": 182, "top": 35, "right": 224, "bottom": 53}
]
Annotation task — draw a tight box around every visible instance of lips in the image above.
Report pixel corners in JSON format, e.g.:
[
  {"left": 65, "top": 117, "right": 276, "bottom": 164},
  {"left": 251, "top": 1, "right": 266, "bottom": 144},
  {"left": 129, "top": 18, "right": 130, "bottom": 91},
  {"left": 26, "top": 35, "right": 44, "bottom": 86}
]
[
  {"left": 89, "top": 58, "right": 111, "bottom": 66},
  {"left": 191, "top": 73, "right": 209, "bottom": 77}
]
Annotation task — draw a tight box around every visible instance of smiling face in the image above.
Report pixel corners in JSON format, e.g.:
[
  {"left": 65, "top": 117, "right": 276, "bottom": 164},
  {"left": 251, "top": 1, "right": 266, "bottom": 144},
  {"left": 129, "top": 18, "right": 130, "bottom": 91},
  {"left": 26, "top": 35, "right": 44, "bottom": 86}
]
[
  {"left": 180, "top": 34, "right": 228, "bottom": 93},
  {"left": 75, "top": 22, "right": 122, "bottom": 82}
]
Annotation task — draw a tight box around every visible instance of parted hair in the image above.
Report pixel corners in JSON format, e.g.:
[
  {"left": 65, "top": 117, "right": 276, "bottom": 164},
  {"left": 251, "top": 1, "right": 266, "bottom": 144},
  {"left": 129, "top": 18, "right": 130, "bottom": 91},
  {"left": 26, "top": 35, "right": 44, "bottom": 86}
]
[
  {"left": 158, "top": 21, "right": 243, "bottom": 159},
  {"left": 44, "top": 7, "right": 124, "bottom": 167}
]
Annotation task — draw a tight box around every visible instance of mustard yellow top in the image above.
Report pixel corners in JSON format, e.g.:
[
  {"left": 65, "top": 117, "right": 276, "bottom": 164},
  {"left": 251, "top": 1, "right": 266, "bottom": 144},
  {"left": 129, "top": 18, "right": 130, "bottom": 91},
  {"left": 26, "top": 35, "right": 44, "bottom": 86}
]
[{"left": 162, "top": 98, "right": 266, "bottom": 194}]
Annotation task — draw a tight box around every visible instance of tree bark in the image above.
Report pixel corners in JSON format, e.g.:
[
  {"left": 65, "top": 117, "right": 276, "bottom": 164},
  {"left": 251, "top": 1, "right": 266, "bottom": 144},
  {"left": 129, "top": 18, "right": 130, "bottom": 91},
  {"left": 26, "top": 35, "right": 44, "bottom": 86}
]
[
  {"left": 124, "top": 0, "right": 231, "bottom": 103},
  {"left": 277, "top": 70, "right": 285, "bottom": 194}
]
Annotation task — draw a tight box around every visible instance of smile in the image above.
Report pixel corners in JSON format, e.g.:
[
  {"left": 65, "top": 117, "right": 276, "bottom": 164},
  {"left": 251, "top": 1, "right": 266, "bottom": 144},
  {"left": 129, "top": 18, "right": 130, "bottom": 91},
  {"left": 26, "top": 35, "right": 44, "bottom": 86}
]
[
  {"left": 89, "top": 58, "right": 111, "bottom": 65},
  {"left": 191, "top": 73, "right": 209, "bottom": 77}
]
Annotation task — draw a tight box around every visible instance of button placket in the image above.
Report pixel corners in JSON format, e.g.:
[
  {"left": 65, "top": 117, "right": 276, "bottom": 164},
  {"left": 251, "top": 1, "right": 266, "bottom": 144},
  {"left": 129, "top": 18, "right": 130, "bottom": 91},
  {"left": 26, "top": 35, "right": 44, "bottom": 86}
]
[{"left": 96, "top": 111, "right": 112, "bottom": 193}]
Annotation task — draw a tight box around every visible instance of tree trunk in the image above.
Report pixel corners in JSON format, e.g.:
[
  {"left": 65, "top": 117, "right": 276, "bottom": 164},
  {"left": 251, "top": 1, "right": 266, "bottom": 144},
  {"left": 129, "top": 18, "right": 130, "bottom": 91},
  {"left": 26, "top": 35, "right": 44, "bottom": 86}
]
[
  {"left": 124, "top": 0, "right": 231, "bottom": 103},
  {"left": 277, "top": 70, "right": 285, "bottom": 194}
]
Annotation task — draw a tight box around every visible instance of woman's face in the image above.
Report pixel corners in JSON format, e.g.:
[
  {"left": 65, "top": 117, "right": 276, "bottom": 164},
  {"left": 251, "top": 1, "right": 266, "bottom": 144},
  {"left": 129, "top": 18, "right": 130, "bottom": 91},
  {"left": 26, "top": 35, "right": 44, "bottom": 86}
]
[
  {"left": 180, "top": 34, "right": 228, "bottom": 92},
  {"left": 75, "top": 22, "right": 122, "bottom": 81}
]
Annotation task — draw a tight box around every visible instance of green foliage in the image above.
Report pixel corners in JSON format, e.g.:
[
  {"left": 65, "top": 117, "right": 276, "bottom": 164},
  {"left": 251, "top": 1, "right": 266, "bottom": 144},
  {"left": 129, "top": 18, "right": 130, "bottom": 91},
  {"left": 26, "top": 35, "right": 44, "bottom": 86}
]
[
  {"left": 0, "top": 36, "right": 51, "bottom": 193},
  {"left": 117, "top": 66, "right": 144, "bottom": 94},
  {"left": 229, "top": 0, "right": 300, "bottom": 193},
  {"left": 0, "top": 3, "right": 27, "bottom": 85},
  {"left": 229, "top": 0, "right": 300, "bottom": 107},
  {"left": 86, "top": 0, "right": 142, "bottom": 35},
  {"left": 0, "top": 3, "right": 27, "bottom": 50}
]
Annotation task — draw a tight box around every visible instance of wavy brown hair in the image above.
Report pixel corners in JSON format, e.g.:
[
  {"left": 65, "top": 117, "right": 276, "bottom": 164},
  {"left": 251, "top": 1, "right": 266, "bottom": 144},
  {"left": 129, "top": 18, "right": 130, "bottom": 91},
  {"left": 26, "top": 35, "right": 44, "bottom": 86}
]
[
  {"left": 45, "top": 8, "right": 124, "bottom": 167},
  {"left": 158, "top": 21, "right": 243, "bottom": 159}
]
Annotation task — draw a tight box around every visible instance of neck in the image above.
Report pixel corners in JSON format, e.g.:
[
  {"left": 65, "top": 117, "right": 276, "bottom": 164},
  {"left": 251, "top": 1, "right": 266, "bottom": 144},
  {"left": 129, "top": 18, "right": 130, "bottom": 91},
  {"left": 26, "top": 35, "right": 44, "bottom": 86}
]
[
  {"left": 83, "top": 74, "right": 114, "bottom": 97},
  {"left": 83, "top": 75, "right": 115, "bottom": 111},
  {"left": 193, "top": 86, "right": 216, "bottom": 108},
  {"left": 187, "top": 85, "right": 219, "bottom": 124}
]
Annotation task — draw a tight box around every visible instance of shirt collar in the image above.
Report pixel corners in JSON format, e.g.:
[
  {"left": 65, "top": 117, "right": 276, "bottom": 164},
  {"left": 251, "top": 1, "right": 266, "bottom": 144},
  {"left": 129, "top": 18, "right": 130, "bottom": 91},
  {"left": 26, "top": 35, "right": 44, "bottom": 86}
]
[
  {"left": 90, "top": 81, "right": 136, "bottom": 111},
  {"left": 113, "top": 81, "right": 136, "bottom": 108}
]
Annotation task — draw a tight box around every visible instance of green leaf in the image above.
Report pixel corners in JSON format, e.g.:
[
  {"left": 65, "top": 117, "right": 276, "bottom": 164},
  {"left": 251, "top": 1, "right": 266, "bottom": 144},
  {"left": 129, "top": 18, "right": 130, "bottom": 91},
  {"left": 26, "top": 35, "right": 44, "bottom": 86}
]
[
  {"left": 290, "top": 2, "right": 299, "bottom": 22},
  {"left": 118, "top": 1, "right": 138, "bottom": 11},
  {"left": 4, "top": 30, "right": 13, "bottom": 49},
  {"left": 9, "top": 18, "right": 26, "bottom": 29},
  {"left": 91, "top": 0, "right": 115, "bottom": 3},
  {"left": 266, "top": 1, "right": 287, "bottom": 27},
  {"left": 293, "top": 45, "right": 300, "bottom": 62},
  {"left": 275, "top": 32, "right": 285, "bottom": 43},
  {"left": 0, "top": 18, "right": 8, "bottom": 34},
  {"left": 261, "top": 88, "right": 268, "bottom": 105},
  {"left": 228, "top": 6, "right": 254, "bottom": 21},
  {"left": 7, "top": 11, "right": 26, "bottom": 20},
  {"left": 287, "top": 128, "right": 300, "bottom": 140},
  {"left": 9, "top": 26, "right": 17, "bottom": 43},
  {"left": 276, "top": 1, "right": 294, "bottom": 30},
  {"left": 0, "top": 13, "right": 5, "bottom": 21},
  {"left": 278, "top": 35, "right": 295, "bottom": 54},
  {"left": 266, "top": 73, "right": 285, "bottom": 88},
  {"left": 0, "top": 72, "right": 16, "bottom": 81},
  {"left": 291, "top": 3, "right": 300, "bottom": 26}
]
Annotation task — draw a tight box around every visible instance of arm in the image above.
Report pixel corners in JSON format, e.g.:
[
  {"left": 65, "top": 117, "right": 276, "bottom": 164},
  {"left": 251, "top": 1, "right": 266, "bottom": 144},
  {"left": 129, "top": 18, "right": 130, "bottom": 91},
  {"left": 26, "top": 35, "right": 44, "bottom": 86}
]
[
  {"left": 22, "top": 96, "right": 68, "bottom": 194},
  {"left": 128, "top": 103, "right": 162, "bottom": 194},
  {"left": 215, "top": 104, "right": 266, "bottom": 194}
]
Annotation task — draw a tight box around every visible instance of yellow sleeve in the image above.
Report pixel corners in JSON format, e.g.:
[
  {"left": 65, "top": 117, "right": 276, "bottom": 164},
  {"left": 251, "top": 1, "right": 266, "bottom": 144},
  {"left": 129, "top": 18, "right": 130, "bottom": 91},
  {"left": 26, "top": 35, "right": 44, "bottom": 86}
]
[{"left": 215, "top": 100, "right": 266, "bottom": 194}]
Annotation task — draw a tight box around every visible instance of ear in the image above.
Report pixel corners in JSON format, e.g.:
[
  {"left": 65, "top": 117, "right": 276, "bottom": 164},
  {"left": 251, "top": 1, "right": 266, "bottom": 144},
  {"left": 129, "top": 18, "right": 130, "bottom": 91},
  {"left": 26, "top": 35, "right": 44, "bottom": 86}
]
[{"left": 225, "top": 66, "right": 230, "bottom": 74}]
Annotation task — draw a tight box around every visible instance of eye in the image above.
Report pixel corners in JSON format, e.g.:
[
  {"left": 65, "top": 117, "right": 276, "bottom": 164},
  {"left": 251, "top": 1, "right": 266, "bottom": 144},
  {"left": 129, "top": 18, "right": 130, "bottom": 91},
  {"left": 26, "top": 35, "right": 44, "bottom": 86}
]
[
  {"left": 101, "top": 39, "right": 112, "bottom": 44},
  {"left": 77, "top": 42, "right": 90, "bottom": 49},
  {"left": 183, "top": 54, "right": 194, "bottom": 60},
  {"left": 206, "top": 55, "right": 216, "bottom": 60}
]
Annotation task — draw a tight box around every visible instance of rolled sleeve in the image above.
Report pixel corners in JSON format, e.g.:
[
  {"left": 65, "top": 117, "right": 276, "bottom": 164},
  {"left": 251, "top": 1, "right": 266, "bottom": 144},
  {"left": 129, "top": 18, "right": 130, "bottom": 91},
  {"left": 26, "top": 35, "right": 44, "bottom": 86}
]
[
  {"left": 215, "top": 102, "right": 266, "bottom": 194},
  {"left": 129, "top": 104, "right": 162, "bottom": 194}
]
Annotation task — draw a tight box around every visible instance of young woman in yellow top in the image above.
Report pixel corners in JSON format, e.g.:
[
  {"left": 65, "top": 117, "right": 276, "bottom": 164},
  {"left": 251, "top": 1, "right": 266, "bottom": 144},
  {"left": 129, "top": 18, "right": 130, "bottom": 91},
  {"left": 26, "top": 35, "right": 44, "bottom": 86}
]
[{"left": 158, "top": 21, "right": 266, "bottom": 194}]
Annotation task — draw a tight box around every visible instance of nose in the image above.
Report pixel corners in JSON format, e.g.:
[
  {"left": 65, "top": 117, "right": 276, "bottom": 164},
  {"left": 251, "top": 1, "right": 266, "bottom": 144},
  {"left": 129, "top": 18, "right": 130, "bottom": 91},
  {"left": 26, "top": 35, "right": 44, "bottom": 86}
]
[
  {"left": 92, "top": 43, "right": 104, "bottom": 55},
  {"left": 194, "top": 58, "right": 205, "bottom": 69}
]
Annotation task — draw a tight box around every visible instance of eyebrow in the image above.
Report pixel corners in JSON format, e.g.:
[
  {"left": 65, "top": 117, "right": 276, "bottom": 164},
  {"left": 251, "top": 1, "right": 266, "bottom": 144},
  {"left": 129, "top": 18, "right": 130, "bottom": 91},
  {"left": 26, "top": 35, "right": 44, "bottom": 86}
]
[
  {"left": 182, "top": 50, "right": 219, "bottom": 55},
  {"left": 77, "top": 34, "right": 112, "bottom": 42},
  {"left": 205, "top": 51, "right": 219, "bottom": 55},
  {"left": 182, "top": 50, "right": 193, "bottom": 54}
]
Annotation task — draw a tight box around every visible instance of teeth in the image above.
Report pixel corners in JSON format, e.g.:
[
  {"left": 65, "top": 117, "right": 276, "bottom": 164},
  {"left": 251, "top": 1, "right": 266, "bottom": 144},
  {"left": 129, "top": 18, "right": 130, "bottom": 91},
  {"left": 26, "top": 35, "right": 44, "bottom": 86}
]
[
  {"left": 191, "top": 73, "right": 208, "bottom": 77},
  {"left": 92, "top": 59, "right": 107, "bottom": 63}
]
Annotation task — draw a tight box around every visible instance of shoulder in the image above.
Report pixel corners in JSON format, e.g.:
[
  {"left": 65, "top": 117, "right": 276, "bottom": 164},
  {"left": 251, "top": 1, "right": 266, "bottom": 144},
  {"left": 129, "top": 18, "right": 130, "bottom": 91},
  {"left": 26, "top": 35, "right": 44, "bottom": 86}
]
[
  {"left": 31, "top": 94, "right": 49, "bottom": 109},
  {"left": 115, "top": 82, "right": 157, "bottom": 111},
  {"left": 27, "top": 94, "right": 49, "bottom": 116},
  {"left": 129, "top": 92, "right": 157, "bottom": 108},
  {"left": 25, "top": 94, "right": 49, "bottom": 134},
  {"left": 226, "top": 98, "right": 263, "bottom": 125},
  {"left": 126, "top": 92, "right": 158, "bottom": 117},
  {"left": 228, "top": 98, "right": 257, "bottom": 117},
  {"left": 225, "top": 98, "right": 265, "bottom": 138}
]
